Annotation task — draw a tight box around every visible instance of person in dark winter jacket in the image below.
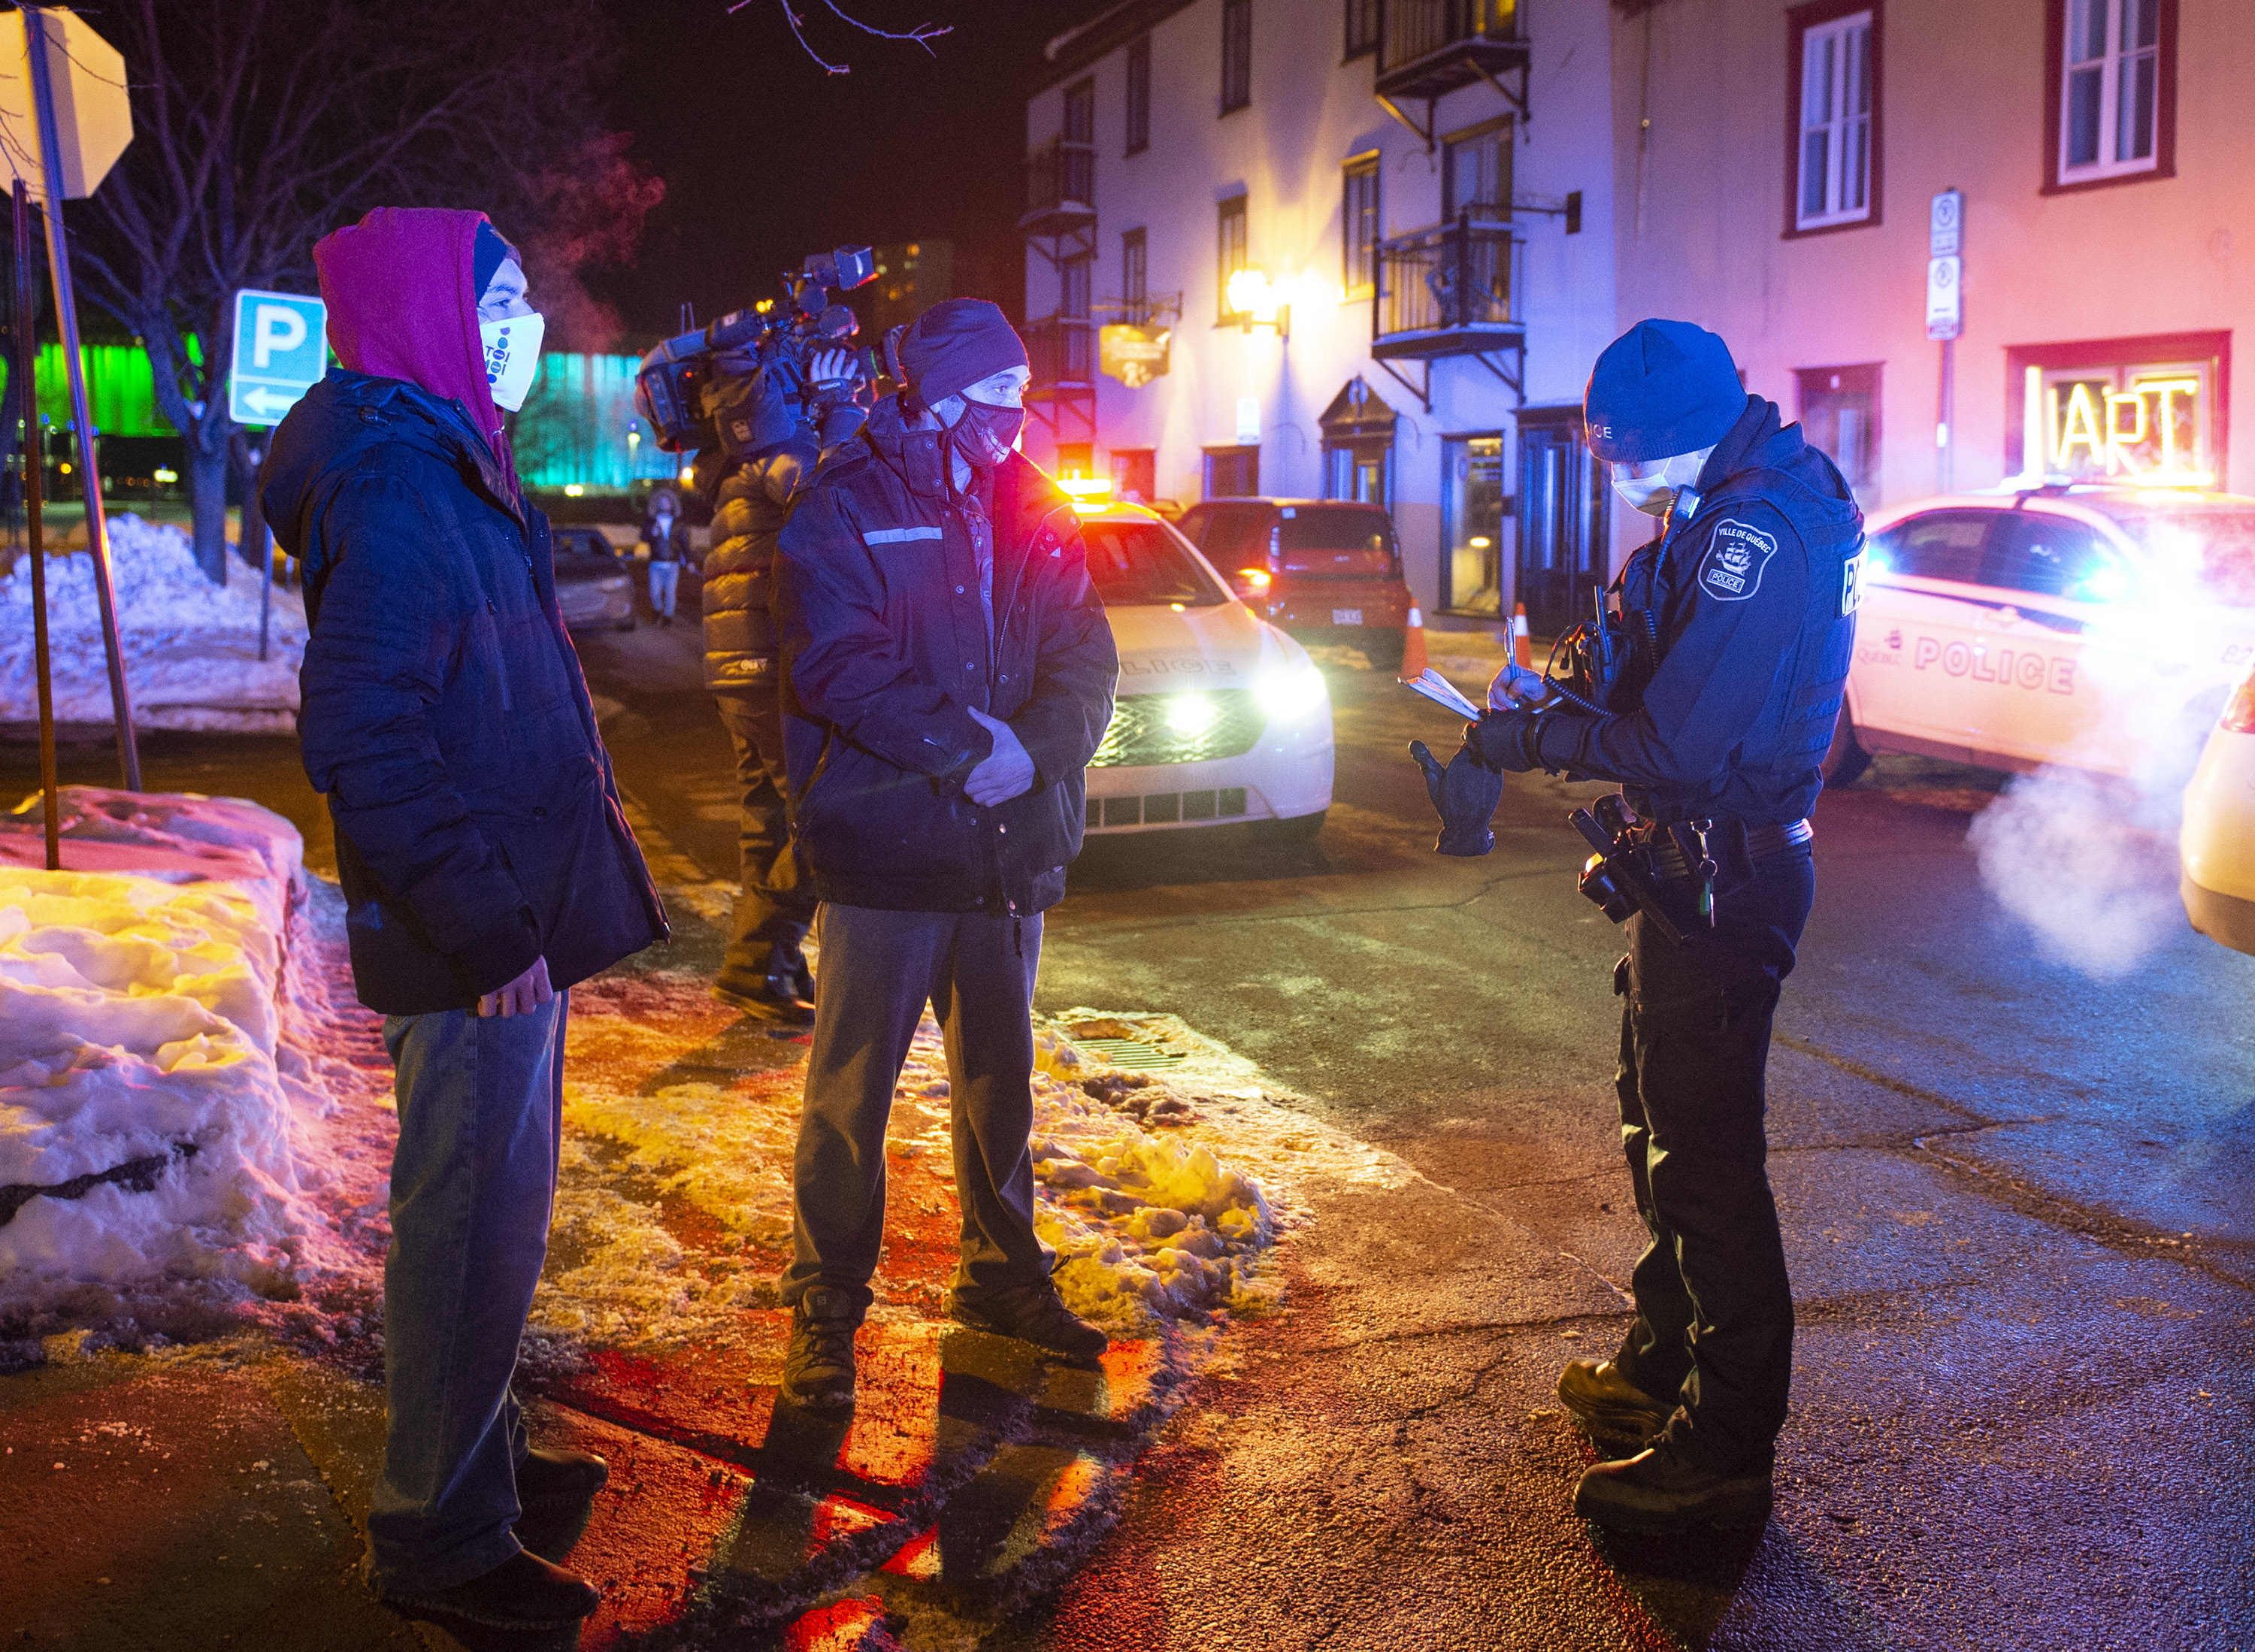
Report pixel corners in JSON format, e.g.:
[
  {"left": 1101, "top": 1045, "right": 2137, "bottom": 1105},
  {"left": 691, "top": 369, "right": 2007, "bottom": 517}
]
[
  {"left": 265, "top": 207, "right": 666, "bottom": 1635},
  {"left": 695, "top": 349, "right": 863, "bottom": 1020},
  {"left": 770, "top": 298, "right": 1118, "bottom": 1408},
  {"left": 641, "top": 487, "right": 688, "bottom": 625}
]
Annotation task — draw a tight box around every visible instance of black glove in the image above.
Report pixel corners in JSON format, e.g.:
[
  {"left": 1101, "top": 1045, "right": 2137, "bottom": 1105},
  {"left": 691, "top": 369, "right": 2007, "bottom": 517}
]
[
  {"left": 1410, "top": 737, "right": 1502, "bottom": 856},
  {"left": 1470, "top": 706, "right": 1547, "bottom": 773}
]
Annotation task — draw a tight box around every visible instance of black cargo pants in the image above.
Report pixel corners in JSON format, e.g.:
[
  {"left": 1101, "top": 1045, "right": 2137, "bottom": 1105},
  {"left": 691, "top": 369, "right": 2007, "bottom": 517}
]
[
  {"left": 1612, "top": 842, "right": 1815, "bottom": 1475},
  {"left": 713, "top": 684, "right": 818, "bottom": 993}
]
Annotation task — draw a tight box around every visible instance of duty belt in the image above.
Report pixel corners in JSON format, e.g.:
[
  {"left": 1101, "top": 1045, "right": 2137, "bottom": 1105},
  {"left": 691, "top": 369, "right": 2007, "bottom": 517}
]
[{"left": 1650, "top": 818, "right": 1812, "bottom": 880}]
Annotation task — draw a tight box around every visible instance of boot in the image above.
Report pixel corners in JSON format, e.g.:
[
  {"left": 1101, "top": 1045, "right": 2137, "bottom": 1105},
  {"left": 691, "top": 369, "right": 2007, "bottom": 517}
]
[
  {"left": 1573, "top": 1440, "right": 1774, "bottom": 1535},
  {"left": 1557, "top": 1359, "right": 1673, "bottom": 1451},
  {"left": 947, "top": 1281, "right": 1109, "bottom": 1364},
  {"left": 714, "top": 941, "right": 816, "bottom": 1026},
  {"left": 513, "top": 1445, "right": 608, "bottom": 1563},
  {"left": 377, "top": 1549, "right": 601, "bottom": 1632},
  {"left": 782, "top": 1286, "right": 864, "bottom": 1410}
]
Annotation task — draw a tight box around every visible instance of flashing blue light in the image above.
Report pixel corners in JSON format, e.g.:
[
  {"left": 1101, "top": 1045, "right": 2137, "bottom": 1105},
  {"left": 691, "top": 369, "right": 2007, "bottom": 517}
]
[{"left": 2078, "top": 566, "right": 2132, "bottom": 601}]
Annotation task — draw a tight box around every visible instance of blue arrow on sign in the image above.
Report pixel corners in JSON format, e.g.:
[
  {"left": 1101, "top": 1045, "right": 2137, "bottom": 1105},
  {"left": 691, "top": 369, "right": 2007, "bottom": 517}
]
[{"left": 229, "top": 288, "right": 328, "bottom": 427}]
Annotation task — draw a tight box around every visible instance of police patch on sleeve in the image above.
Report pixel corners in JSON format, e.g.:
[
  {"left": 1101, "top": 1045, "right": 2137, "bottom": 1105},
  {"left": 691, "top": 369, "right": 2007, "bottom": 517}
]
[{"left": 1698, "top": 518, "right": 1780, "bottom": 602}]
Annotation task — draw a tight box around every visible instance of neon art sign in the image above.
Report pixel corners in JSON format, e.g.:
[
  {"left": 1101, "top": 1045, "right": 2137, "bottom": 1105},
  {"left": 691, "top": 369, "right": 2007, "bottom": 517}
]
[{"left": 2036, "top": 367, "right": 2213, "bottom": 487}]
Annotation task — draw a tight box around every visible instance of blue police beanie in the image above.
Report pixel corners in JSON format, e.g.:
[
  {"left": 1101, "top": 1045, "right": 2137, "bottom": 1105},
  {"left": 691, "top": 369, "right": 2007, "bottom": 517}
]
[
  {"left": 1584, "top": 319, "right": 1745, "bottom": 464},
  {"left": 471, "top": 221, "right": 517, "bottom": 301}
]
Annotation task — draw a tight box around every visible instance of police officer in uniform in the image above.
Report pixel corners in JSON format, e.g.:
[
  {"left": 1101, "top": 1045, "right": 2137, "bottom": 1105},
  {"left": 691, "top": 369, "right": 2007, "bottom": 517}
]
[{"left": 1437, "top": 319, "right": 1863, "bottom": 1532}]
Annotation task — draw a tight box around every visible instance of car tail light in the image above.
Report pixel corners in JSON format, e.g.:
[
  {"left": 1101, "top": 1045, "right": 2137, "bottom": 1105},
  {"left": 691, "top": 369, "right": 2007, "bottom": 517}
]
[{"left": 2223, "top": 670, "right": 2255, "bottom": 734}]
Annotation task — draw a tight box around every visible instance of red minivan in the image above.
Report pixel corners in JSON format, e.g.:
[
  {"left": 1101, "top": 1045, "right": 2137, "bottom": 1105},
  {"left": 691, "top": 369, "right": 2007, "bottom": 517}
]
[{"left": 1173, "top": 498, "right": 1414, "bottom": 669}]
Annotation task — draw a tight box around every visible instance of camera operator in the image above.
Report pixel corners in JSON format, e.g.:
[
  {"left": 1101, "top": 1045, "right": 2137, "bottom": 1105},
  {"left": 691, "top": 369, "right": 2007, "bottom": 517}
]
[
  {"left": 694, "top": 345, "right": 866, "bottom": 1021},
  {"left": 1425, "top": 319, "right": 1862, "bottom": 1534}
]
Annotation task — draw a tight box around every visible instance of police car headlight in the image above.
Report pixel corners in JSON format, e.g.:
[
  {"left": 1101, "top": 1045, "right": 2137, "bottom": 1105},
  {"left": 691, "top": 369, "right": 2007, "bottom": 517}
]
[
  {"left": 1255, "top": 661, "right": 1327, "bottom": 722},
  {"left": 1165, "top": 694, "right": 1220, "bottom": 735}
]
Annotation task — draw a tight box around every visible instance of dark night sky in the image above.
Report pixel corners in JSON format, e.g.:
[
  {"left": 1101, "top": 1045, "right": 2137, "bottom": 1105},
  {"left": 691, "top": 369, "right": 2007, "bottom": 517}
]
[{"left": 595, "top": 0, "right": 1111, "bottom": 343}]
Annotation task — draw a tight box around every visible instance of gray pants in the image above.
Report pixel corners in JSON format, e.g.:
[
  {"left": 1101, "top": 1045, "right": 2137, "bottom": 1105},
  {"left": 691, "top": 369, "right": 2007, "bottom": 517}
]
[{"left": 782, "top": 905, "right": 1051, "bottom": 1308}]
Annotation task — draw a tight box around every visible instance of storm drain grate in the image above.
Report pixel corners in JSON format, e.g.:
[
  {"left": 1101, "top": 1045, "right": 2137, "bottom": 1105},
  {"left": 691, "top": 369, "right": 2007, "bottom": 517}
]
[{"left": 1069, "top": 1036, "right": 1189, "bottom": 1070}]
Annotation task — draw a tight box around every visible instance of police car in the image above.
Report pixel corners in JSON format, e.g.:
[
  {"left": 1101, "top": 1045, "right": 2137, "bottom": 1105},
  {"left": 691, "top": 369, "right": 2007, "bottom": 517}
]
[
  {"left": 1063, "top": 483, "right": 1335, "bottom": 840},
  {"left": 1826, "top": 486, "right": 2255, "bottom": 783},
  {"left": 2181, "top": 659, "right": 2255, "bottom": 956}
]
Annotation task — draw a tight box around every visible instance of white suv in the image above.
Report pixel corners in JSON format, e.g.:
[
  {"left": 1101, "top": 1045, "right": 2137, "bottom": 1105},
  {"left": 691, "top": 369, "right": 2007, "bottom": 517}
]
[{"left": 1827, "top": 486, "right": 2255, "bottom": 783}]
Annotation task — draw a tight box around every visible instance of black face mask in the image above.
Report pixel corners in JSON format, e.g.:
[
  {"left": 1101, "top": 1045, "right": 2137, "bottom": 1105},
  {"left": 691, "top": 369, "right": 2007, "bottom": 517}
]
[{"left": 946, "top": 398, "right": 1025, "bottom": 469}]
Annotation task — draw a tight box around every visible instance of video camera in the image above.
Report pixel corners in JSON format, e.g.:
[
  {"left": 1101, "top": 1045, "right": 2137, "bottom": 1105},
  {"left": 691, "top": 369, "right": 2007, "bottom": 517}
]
[{"left": 634, "top": 245, "right": 882, "bottom": 454}]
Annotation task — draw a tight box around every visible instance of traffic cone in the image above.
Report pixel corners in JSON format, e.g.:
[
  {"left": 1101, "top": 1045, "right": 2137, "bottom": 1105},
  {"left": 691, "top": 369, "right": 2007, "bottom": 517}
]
[
  {"left": 1512, "top": 603, "right": 1533, "bottom": 668},
  {"left": 1400, "top": 607, "right": 1427, "bottom": 680}
]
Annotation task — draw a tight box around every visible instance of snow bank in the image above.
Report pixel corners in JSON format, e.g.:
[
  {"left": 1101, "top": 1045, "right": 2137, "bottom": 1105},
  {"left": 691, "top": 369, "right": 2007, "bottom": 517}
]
[
  {"left": 0, "top": 788, "right": 389, "bottom": 1334},
  {"left": 0, "top": 516, "right": 305, "bottom": 733}
]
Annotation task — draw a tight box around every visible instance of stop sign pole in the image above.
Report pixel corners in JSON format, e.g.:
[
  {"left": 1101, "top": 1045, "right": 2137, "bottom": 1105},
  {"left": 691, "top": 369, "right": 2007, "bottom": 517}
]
[{"left": 20, "top": 5, "right": 139, "bottom": 791}]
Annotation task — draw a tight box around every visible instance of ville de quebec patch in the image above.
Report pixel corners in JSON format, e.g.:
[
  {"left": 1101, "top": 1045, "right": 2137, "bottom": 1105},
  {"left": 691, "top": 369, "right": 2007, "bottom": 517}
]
[{"left": 1698, "top": 518, "right": 1779, "bottom": 602}]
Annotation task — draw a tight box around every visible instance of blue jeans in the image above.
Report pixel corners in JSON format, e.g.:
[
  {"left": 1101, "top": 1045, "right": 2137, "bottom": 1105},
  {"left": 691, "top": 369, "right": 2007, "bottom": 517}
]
[
  {"left": 647, "top": 559, "right": 680, "bottom": 618},
  {"left": 366, "top": 991, "right": 568, "bottom": 1594}
]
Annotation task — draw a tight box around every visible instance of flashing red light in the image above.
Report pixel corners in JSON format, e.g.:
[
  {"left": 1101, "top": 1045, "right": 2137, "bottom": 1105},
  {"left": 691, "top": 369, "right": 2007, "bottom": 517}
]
[{"left": 2223, "top": 670, "right": 2255, "bottom": 734}]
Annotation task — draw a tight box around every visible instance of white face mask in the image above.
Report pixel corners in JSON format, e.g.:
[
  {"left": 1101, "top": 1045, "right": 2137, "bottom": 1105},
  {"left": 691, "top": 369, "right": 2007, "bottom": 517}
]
[
  {"left": 1609, "top": 449, "right": 1709, "bottom": 518},
  {"left": 480, "top": 311, "right": 546, "bottom": 413}
]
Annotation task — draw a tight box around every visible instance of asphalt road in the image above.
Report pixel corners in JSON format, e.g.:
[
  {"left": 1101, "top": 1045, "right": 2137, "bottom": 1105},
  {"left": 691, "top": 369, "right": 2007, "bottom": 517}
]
[
  {"left": 10, "top": 593, "right": 2249, "bottom": 1650},
  {"left": 561, "top": 609, "right": 2255, "bottom": 1650}
]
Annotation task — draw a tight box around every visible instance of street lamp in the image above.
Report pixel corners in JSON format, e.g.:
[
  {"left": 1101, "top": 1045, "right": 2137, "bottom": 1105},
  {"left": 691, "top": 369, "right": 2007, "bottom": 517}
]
[{"left": 1227, "top": 268, "right": 1290, "bottom": 340}]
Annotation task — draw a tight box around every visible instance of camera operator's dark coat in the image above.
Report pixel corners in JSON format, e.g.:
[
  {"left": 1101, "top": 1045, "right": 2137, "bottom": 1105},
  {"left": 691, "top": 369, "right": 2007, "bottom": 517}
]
[
  {"left": 268, "top": 370, "right": 668, "bottom": 1015},
  {"left": 699, "top": 434, "right": 815, "bottom": 694},
  {"left": 773, "top": 398, "right": 1118, "bottom": 915}
]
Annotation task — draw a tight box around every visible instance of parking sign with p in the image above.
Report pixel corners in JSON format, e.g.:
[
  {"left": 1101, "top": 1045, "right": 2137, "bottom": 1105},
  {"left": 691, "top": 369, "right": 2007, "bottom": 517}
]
[{"left": 229, "top": 288, "right": 328, "bottom": 426}]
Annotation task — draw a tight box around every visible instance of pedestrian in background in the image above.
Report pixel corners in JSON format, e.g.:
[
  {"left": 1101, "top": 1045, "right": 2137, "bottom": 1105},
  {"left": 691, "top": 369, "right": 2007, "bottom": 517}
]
[
  {"left": 770, "top": 298, "right": 1118, "bottom": 1410},
  {"left": 643, "top": 486, "right": 687, "bottom": 627},
  {"left": 267, "top": 206, "right": 667, "bottom": 1635}
]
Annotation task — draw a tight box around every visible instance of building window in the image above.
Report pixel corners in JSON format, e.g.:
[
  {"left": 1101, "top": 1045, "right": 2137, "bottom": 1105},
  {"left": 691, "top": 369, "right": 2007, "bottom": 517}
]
[
  {"left": 2005, "top": 331, "right": 2227, "bottom": 486},
  {"left": 1061, "top": 252, "right": 1093, "bottom": 384},
  {"left": 1787, "top": 2, "right": 1876, "bottom": 234},
  {"left": 1217, "top": 195, "right": 1249, "bottom": 322},
  {"left": 1795, "top": 364, "right": 1881, "bottom": 503},
  {"left": 1062, "top": 77, "right": 1095, "bottom": 205},
  {"left": 2047, "top": 0, "right": 2177, "bottom": 191},
  {"left": 1122, "top": 228, "right": 1149, "bottom": 323},
  {"left": 1221, "top": 0, "right": 1252, "bottom": 114},
  {"left": 1344, "top": 0, "right": 1379, "bottom": 59},
  {"left": 1125, "top": 35, "right": 1151, "bottom": 156},
  {"left": 1055, "top": 442, "right": 1094, "bottom": 480},
  {"left": 1442, "top": 118, "right": 1512, "bottom": 222},
  {"left": 1204, "top": 445, "right": 1260, "bottom": 498},
  {"left": 1342, "top": 154, "right": 1380, "bottom": 298},
  {"left": 1109, "top": 447, "right": 1156, "bottom": 504}
]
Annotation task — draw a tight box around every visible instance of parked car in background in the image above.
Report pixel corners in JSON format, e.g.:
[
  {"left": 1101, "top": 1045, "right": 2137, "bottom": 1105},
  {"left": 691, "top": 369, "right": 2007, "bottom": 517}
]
[
  {"left": 1172, "top": 498, "right": 1414, "bottom": 670},
  {"left": 2181, "top": 658, "right": 2255, "bottom": 956},
  {"left": 550, "top": 525, "right": 636, "bottom": 633},
  {"left": 1066, "top": 487, "right": 1334, "bottom": 840},
  {"left": 1827, "top": 486, "right": 2255, "bottom": 783}
]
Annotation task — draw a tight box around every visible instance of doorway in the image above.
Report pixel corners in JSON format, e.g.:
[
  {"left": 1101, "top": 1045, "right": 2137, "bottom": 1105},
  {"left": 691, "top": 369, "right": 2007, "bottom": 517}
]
[
  {"left": 1513, "top": 404, "right": 1609, "bottom": 636},
  {"left": 1794, "top": 363, "right": 1881, "bottom": 502}
]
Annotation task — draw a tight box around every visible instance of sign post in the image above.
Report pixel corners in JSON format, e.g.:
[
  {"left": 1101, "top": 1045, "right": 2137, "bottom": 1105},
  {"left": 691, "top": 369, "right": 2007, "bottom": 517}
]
[
  {"left": 14, "top": 180, "right": 58, "bottom": 867},
  {"left": 1927, "top": 189, "right": 1964, "bottom": 495},
  {"left": 226, "top": 290, "right": 324, "bottom": 665},
  {"left": 3, "top": 6, "right": 139, "bottom": 789}
]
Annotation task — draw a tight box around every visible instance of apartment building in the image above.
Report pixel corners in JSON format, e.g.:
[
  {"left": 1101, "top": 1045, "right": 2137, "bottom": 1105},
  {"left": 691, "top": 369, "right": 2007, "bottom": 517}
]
[
  {"left": 1022, "top": 0, "right": 1624, "bottom": 632},
  {"left": 1613, "top": 0, "right": 2252, "bottom": 516}
]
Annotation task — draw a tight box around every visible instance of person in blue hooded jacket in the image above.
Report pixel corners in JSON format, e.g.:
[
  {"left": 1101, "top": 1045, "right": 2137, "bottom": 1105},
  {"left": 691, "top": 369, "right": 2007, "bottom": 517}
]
[
  {"left": 264, "top": 207, "right": 667, "bottom": 1634},
  {"left": 1445, "top": 319, "right": 1862, "bottom": 1535}
]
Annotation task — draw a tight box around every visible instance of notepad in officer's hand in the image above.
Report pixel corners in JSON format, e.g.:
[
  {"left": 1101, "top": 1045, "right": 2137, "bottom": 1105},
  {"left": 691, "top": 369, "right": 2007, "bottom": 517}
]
[{"left": 1399, "top": 669, "right": 1485, "bottom": 722}]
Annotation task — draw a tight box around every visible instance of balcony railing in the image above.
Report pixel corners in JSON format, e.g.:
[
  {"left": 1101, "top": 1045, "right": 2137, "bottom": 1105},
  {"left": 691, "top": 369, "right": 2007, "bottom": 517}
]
[
  {"left": 1372, "top": 215, "right": 1526, "bottom": 360},
  {"left": 1024, "top": 314, "right": 1095, "bottom": 395},
  {"left": 1376, "top": 0, "right": 1528, "bottom": 101},
  {"left": 1021, "top": 136, "right": 1097, "bottom": 234}
]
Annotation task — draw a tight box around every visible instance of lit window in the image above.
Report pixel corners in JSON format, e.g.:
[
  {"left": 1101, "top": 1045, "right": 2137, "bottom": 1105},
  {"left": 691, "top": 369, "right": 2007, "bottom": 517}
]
[
  {"left": 1217, "top": 195, "right": 1249, "bottom": 323},
  {"left": 2058, "top": 0, "right": 2163, "bottom": 183},
  {"left": 1793, "top": 8, "right": 1874, "bottom": 231}
]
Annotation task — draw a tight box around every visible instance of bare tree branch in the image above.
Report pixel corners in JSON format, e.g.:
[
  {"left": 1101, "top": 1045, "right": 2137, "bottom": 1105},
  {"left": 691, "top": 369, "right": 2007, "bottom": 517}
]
[{"left": 728, "top": 0, "right": 953, "bottom": 74}]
